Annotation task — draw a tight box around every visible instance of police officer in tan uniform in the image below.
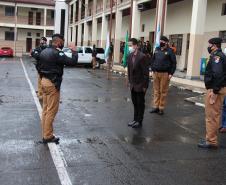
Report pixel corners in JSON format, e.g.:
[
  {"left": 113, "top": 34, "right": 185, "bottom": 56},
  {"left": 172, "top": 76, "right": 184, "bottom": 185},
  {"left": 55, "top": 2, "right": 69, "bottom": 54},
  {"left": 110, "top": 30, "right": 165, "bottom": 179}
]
[
  {"left": 38, "top": 34, "right": 78, "bottom": 144},
  {"left": 150, "top": 36, "right": 177, "bottom": 115},
  {"left": 198, "top": 37, "right": 226, "bottom": 149}
]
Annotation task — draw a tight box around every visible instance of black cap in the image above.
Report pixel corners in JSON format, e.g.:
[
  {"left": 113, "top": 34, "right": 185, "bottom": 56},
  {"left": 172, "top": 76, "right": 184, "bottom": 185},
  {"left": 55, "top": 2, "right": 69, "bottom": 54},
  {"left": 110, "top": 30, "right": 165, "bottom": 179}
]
[
  {"left": 208, "top": 37, "right": 222, "bottom": 45},
  {"left": 130, "top": 38, "right": 138, "bottom": 45},
  {"left": 52, "top": 34, "right": 64, "bottom": 41},
  {"left": 41, "top": 37, "right": 47, "bottom": 42},
  {"left": 160, "top": 36, "right": 169, "bottom": 42}
]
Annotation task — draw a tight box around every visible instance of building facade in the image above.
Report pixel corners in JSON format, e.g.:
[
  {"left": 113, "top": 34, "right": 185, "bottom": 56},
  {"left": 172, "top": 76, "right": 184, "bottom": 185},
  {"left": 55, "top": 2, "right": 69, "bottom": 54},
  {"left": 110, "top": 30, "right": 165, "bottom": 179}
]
[
  {"left": 65, "top": 0, "right": 226, "bottom": 79},
  {"left": 0, "top": 0, "right": 55, "bottom": 56}
]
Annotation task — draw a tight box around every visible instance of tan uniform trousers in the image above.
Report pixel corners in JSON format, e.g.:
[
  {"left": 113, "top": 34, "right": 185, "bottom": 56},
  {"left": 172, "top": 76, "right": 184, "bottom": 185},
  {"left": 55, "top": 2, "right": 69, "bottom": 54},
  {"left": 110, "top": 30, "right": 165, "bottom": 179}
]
[
  {"left": 205, "top": 87, "right": 226, "bottom": 145},
  {"left": 153, "top": 72, "right": 170, "bottom": 110},
  {"left": 38, "top": 74, "right": 43, "bottom": 99},
  {"left": 92, "top": 57, "right": 97, "bottom": 69},
  {"left": 41, "top": 78, "right": 60, "bottom": 139}
]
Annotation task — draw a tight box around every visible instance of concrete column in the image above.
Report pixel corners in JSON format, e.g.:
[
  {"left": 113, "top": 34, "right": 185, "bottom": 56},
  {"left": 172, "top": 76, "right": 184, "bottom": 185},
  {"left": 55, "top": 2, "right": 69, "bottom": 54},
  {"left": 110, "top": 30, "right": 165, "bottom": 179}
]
[
  {"left": 73, "top": 3, "right": 76, "bottom": 24},
  {"left": 93, "top": 0, "right": 97, "bottom": 15},
  {"left": 92, "top": 18, "right": 97, "bottom": 45},
  {"left": 100, "top": 0, "right": 107, "bottom": 47},
  {"left": 78, "top": 0, "right": 82, "bottom": 21},
  {"left": 103, "top": 0, "right": 107, "bottom": 11},
  {"left": 44, "top": 8, "right": 47, "bottom": 37},
  {"left": 74, "top": 2, "right": 77, "bottom": 23},
  {"left": 186, "top": 0, "right": 207, "bottom": 79},
  {"left": 68, "top": 27, "right": 72, "bottom": 42},
  {"left": 101, "top": 15, "right": 108, "bottom": 47},
  {"left": 14, "top": 5, "right": 18, "bottom": 56},
  {"left": 72, "top": 26, "right": 76, "bottom": 43},
  {"left": 154, "top": 0, "right": 168, "bottom": 47},
  {"left": 85, "top": 0, "right": 89, "bottom": 17},
  {"left": 78, "top": 24, "right": 82, "bottom": 46},
  {"left": 92, "top": 0, "right": 97, "bottom": 46},
  {"left": 114, "top": 10, "right": 122, "bottom": 64},
  {"left": 131, "top": 0, "right": 140, "bottom": 39},
  {"left": 54, "top": 0, "right": 69, "bottom": 45},
  {"left": 84, "top": 22, "right": 89, "bottom": 45}
]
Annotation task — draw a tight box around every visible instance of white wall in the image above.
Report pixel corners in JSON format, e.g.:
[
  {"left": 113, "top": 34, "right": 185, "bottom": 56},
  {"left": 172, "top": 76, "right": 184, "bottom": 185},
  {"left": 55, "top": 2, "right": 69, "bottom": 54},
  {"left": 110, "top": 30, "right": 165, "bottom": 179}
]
[
  {"left": 140, "top": 8, "right": 156, "bottom": 37},
  {"left": 165, "top": 0, "right": 192, "bottom": 35},
  {"left": 205, "top": 0, "right": 226, "bottom": 32},
  {"left": 121, "top": 15, "right": 130, "bottom": 40}
]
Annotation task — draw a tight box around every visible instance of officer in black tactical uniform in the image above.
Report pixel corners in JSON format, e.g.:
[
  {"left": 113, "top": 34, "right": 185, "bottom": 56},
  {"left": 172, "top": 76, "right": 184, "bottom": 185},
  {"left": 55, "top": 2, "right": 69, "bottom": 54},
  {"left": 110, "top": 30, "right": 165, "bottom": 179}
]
[
  {"left": 31, "top": 37, "right": 48, "bottom": 100},
  {"left": 39, "top": 34, "right": 78, "bottom": 144},
  {"left": 198, "top": 37, "right": 226, "bottom": 149},
  {"left": 150, "top": 36, "right": 177, "bottom": 115}
]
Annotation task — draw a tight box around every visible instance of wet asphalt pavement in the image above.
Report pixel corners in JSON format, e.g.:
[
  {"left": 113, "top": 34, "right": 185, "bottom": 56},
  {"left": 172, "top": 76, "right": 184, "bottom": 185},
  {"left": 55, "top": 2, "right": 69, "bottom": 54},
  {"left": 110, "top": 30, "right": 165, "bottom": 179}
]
[{"left": 0, "top": 56, "right": 226, "bottom": 185}]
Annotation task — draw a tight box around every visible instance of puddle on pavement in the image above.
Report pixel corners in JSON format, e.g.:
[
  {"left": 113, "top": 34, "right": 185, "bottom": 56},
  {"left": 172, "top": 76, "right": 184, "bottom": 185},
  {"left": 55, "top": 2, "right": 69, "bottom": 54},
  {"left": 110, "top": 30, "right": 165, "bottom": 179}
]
[
  {"left": 118, "top": 135, "right": 152, "bottom": 145},
  {"left": 85, "top": 137, "right": 105, "bottom": 145}
]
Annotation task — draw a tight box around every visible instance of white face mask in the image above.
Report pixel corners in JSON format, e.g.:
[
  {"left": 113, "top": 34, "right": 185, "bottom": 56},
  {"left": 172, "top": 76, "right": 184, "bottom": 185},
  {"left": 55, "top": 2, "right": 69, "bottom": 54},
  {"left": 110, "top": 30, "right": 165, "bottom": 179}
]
[{"left": 130, "top": 48, "right": 135, "bottom": 53}]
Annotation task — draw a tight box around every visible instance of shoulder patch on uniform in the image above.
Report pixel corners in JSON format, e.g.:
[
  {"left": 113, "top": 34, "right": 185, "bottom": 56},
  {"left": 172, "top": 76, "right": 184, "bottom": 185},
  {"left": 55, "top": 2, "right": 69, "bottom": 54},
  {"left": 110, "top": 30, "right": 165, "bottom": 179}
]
[
  {"left": 214, "top": 56, "right": 220, "bottom": 63},
  {"left": 59, "top": 52, "right": 65, "bottom": 56}
]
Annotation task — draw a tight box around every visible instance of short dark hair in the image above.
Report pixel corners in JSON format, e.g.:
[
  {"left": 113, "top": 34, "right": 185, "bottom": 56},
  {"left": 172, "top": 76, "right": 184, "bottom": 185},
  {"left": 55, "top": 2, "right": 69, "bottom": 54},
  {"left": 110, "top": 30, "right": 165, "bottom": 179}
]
[
  {"left": 130, "top": 38, "right": 138, "bottom": 45},
  {"left": 160, "top": 36, "right": 169, "bottom": 42},
  {"left": 41, "top": 37, "right": 47, "bottom": 42},
  {"left": 215, "top": 43, "right": 222, "bottom": 49},
  {"left": 52, "top": 34, "right": 64, "bottom": 41}
]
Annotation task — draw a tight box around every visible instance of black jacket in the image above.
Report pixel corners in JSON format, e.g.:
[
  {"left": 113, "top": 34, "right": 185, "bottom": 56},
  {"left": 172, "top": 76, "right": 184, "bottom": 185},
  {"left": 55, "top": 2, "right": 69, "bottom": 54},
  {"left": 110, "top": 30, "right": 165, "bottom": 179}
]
[
  {"left": 31, "top": 45, "right": 47, "bottom": 72},
  {"left": 127, "top": 50, "right": 149, "bottom": 92},
  {"left": 204, "top": 49, "right": 226, "bottom": 94},
  {"left": 39, "top": 47, "right": 78, "bottom": 90},
  {"left": 92, "top": 48, "right": 97, "bottom": 57},
  {"left": 150, "top": 47, "right": 177, "bottom": 75}
]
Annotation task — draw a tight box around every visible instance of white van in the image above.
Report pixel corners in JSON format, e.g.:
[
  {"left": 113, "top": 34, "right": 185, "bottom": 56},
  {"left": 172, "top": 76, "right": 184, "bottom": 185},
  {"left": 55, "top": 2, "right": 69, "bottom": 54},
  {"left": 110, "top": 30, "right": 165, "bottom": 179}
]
[{"left": 63, "top": 46, "right": 93, "bottom": 66}]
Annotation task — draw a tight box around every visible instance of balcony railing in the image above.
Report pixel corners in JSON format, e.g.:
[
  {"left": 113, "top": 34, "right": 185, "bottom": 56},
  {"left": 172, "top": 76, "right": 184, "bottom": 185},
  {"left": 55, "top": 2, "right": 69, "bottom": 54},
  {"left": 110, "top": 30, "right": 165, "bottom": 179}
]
[
  {"left": 46, "top": 19, "right": 54, "bottom": 26},
  {"left": 0, "top": 16, "right": 15, "bottom": 24}
]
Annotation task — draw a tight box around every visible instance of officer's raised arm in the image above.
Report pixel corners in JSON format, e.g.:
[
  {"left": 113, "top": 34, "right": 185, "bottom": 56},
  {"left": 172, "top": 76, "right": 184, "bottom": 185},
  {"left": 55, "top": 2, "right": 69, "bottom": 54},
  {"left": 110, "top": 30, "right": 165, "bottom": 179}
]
[{"left": 57, "top": 50, "right": 78, "bottom": 66}]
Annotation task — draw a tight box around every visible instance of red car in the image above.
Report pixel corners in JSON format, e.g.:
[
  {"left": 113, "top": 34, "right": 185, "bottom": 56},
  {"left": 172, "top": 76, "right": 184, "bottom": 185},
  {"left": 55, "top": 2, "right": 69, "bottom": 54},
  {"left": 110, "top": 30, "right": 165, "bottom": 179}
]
[{"left": 0, "top": 47, "right": 14, "bottom": 57}]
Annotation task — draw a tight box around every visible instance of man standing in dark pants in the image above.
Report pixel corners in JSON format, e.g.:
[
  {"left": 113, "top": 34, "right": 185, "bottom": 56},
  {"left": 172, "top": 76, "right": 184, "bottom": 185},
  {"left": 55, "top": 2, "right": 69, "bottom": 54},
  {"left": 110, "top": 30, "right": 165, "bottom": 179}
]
[
  {"left": 127, "top": 38, "right": 149, "bottom": 128},
  {"left": 92, "top": 44, "right": 97, "bottom": 69}
]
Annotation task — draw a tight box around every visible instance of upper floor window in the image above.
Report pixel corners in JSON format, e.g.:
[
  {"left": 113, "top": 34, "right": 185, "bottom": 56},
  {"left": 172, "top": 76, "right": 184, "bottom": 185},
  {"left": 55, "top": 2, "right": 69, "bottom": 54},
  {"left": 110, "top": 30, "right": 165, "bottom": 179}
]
[
  {"left": 219, "top": 31, "right": 226, "bottom": 43},
  {"left": 46, "top": 30, "right": 54, "bottom": 37},
  {"left": 222, "top": 3, "right": 226, "bottom": 15},
  {"left": 51, "top": 10, "right": 55, "bottom": 19},
  {"left": 141, "top": 24, "right": 145, "bottom": 32},
  {"left": 28, "top": 12, "right": 33, "bottom": 25},
  {"left": 36, "top": 12, "right": 41, "bottom": 25},
  {"left": 5, "top": 31, "right": 14, "bottom": 41},
  {"left": 5, "top": 6, "right": 15, "bottom": 16}
]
